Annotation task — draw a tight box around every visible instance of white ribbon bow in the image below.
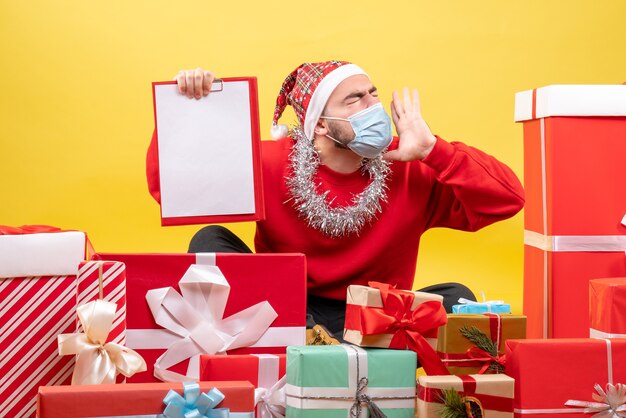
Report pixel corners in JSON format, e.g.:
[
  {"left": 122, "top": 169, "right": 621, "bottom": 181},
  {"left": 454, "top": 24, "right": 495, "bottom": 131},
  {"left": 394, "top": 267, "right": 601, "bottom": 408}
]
[
  {"left": 146, "top": 264, "right": 278, "bottom": 381},
  {"left": 255, "top": 376, "right": 287, "bottom": 418},
  {"left": 58, "top": 300, "right": 147, "bottom": 385},
  {"left": 565, "top": 383, "right": 626, "bottom": 418},
  {"left": 457, "top": 298, "right": 506, "bottom": 305}
]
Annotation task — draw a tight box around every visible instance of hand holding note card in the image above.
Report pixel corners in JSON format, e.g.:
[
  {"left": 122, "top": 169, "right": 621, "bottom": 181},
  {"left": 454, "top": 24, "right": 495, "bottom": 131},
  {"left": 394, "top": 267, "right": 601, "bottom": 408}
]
[{"left": 152, "top": 77, "right": 264, "bottom": 226}]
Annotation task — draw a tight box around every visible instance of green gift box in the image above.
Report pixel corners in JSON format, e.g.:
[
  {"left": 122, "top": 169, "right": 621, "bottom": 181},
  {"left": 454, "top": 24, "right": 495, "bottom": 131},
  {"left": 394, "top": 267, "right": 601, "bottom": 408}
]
[{"left": 286, "top": 345, "right": 416, "bottom": 418}]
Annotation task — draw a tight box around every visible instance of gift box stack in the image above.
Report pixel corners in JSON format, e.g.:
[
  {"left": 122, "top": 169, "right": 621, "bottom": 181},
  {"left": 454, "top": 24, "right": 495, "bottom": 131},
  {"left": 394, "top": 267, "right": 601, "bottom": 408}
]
[
  {"left": 0, "top": 226, "right": 311, "bottom": 417},
  {"left": 342, "top": 282, "right": 518, "bottom": 418},
  {"left": 503, "top": 84, "right": 626, "bottom": 418},
  {"left": 514, "top": 84, "right": 626, "bottom": 339},
  {"left": 4, "top": 84, "right": 626, "bottom": 418},
  {"left": 0, "top": 227, "right": 121, "bottom": 417}
]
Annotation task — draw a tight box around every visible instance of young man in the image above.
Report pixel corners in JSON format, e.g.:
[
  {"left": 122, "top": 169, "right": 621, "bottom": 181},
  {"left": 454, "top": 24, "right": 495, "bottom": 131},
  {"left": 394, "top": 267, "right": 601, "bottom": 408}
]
[{"left": 147, "top": 61, "right": 525, "bottom": 337}]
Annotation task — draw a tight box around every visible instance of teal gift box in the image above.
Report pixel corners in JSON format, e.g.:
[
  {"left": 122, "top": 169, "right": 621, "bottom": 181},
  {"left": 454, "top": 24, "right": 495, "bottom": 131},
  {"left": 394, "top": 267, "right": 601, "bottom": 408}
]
[
  {"left": 452, "top": 302, "right": 511, "bottom": 314},
  {"left": 286, "top": 345, "right": 416, "bottom": 418}
]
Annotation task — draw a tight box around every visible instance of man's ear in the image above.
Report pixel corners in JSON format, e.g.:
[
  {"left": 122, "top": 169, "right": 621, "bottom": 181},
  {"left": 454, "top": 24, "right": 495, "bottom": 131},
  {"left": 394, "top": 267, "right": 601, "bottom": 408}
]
[{"left": 314, "top": 118, "right": 329, "bottom": 136}]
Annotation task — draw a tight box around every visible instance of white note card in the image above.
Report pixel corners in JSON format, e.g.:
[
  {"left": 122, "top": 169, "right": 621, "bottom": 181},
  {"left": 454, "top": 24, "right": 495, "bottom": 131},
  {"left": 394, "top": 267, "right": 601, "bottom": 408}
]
[{"left": 154, "top": 81, "right": 256, "bottom": 219}]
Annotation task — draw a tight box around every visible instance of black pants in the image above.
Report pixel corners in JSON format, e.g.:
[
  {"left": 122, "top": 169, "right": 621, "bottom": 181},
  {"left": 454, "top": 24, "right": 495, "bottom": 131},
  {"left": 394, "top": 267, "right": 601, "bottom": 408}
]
[{"left": 189, "top": 225, "right": 477, "bottom": 336}]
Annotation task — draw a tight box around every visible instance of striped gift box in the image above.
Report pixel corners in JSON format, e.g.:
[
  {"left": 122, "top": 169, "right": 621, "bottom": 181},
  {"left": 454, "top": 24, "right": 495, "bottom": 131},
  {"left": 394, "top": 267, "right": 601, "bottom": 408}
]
[
  {"left": 0, "top": 274, "right": 78, "bottom": 417},
  {"left": 76, "top": 260, "right": 127, "bottom": 346},
  {"left": 0, "top": 230, "right": 127, "bottom": 417},
  {"left": 0, "top": 230, "right": 87, "bottom": 418}
]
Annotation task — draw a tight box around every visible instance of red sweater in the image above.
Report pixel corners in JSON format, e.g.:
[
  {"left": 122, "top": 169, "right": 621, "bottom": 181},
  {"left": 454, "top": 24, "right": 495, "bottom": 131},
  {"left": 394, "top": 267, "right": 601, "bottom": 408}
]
[{"left": 147, "top": 133, "right": 524, "bottom": 300}]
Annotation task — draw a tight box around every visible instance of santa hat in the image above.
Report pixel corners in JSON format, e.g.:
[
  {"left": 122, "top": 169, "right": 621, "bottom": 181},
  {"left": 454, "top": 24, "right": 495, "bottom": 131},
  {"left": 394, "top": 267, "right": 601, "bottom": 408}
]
[{"left": 271, "top": 60, "right": 367, "bottom": 140}]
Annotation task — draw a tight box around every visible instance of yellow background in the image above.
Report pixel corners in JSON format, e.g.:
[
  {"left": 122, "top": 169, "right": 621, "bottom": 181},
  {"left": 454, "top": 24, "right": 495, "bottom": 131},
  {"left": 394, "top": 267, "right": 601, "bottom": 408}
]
[{"left": 2, "top": 1, "right": 625, "bottom": 314}]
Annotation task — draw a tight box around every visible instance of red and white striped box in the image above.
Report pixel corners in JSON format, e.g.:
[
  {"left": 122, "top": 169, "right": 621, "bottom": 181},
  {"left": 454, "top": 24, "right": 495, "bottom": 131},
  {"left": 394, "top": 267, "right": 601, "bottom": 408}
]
[
  {"left": 515, "top": 85, "right": 626, "bottom": 338},
  {"left": 76, "top": 260, "right": 127, "bottom": 346},
  {"left": 0, "top": 227, "right": 115, "bottom": 417},
  {"left": 0, "top": 228, "right": 87, "bottom": 418}
]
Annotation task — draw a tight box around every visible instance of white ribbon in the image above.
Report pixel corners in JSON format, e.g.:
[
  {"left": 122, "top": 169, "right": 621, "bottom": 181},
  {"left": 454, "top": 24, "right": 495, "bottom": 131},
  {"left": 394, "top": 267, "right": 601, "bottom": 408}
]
[
  {"left": 254, "top": 354, "right": 286, "bottom": 418},
  {"left": 58, "top": 300, "right": 147, "bottom": 385},
  {"left": 256, "top": 376, "right": 287, "bottom": 418},
  {"left": 591, "top": 329, "right": 626, "bottom": 339},
  {"left": 458, "top": 298, "right": 506, "bottom": 306},
  {"left": 524, "top": 230, "right": 626, "bottom": 252},
  {"left": 565, "top": 383, "right": 626, "bottom": 418},
  {"left": 144, "top": 263, "right": 278, "bottom": 382}
]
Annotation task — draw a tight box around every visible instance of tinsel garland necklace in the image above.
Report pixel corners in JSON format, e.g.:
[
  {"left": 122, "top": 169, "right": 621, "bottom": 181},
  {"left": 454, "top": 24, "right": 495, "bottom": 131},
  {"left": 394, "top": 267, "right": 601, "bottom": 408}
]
[{"left": 286, "top": 127, "right": 391, "bottom": 238}]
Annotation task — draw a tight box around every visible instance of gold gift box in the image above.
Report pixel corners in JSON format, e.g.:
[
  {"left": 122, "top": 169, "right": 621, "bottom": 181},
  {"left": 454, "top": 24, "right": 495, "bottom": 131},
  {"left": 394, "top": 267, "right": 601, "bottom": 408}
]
[{"left": 437, "top": 314, "right": 526, "bottom": 375}]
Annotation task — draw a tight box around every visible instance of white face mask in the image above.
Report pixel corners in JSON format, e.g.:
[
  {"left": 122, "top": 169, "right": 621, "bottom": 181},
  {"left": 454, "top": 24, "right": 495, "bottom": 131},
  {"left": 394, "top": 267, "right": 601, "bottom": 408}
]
[{"left": 321, "top": 103, "right": 393, "bottom": 158}]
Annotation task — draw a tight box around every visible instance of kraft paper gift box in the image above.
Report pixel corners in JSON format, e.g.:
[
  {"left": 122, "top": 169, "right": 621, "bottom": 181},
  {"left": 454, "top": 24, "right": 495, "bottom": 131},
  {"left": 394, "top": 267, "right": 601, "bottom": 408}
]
[
  {"left": 92, "top": 252, "right": 307, "bottom": 383},
  {"left": 37, "top": 380, "right": 255, "bottom": 418},
  {"left": 416, "top": 374, "right": 514, "bottom": 418},
  {"left": 344, "top": 282, "right": 448, "bottom": 375},
  {"left": 590, "top": 278, "right": 626, "bottom": 338},
  {"left": 0, "top": 226, "right": 90, "bottom": 418},
  {"left": 200, "top": 354, "right": 286, "bottom": 417},
  {"left": 515, "top": 84, "right": 626, "bottom": 338},
  {"left": 437, "top": 314, "right": 526, "bottom": 375},
  {"left": 505, "top": 338, "right": 626, "bottom": 418},
  {"left": 286, "top": 345, "right": 416, "bottom": 418}
]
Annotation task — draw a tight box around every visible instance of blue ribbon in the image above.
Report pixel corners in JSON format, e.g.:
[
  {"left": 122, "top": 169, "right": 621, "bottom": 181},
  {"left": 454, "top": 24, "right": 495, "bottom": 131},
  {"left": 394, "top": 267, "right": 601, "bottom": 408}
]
[{"left": 162, "top": 382, "right": 231, "bottom": 418}]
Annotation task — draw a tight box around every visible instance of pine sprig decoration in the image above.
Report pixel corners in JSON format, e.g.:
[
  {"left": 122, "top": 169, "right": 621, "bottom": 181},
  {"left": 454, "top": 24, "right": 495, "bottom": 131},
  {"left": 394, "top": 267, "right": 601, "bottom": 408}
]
[
  {"left": 439, "top": 388, "right": 485, "bottom": 418},
  {"left": 439, "top": 388, "right": 467, "bottom": 418},
  {"left": 459, "top": 325, "right": 505, "bottom": 373}
]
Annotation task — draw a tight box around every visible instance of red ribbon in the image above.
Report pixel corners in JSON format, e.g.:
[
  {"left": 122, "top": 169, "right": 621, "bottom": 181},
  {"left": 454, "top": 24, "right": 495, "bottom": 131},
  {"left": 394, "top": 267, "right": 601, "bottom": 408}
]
[
  {"left": 418, "top": 375, "right": 513, "bottom": 412},
  {"left": 349, "top": 281, "right": 450, "bottom": 375},
  {"left": 0, "top": 225, "right": 63, "bottom": 235},
  {"left": 484, "top": 313, "right": 503, "bottom": 349},
  {"left": 465, "top": 347, "right": 507, "bottom": 374}
]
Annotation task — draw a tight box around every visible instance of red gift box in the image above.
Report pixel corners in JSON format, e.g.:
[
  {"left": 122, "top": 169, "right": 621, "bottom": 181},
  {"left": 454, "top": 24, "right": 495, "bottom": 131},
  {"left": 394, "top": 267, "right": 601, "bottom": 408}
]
[
  {"left": 515, "top": 85, "right": 626, "bottom": 338},
  {"left": 200, "top": 354, "right": 286, "bottom": 417},
  {"left": 0, "top": 227, "right": 87, "bottom": 418},
  {"left": 590, "top": 277, "right": 626, "bottom": 338},
  {"left": 506, "top": 338, "right": 626, "bottom": 418},
  {"left": 37, "top": 380, "right": 255, "bottom": 418},
  {"left": 92, "top": 252, "right": 307, "bottom": 383}
]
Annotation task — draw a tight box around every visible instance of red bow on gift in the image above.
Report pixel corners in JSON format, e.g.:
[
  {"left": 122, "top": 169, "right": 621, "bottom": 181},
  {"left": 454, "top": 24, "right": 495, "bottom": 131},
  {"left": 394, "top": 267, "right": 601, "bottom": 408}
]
[
  {"left": 465, "top": 347, "right": 507, "bottom": 374},
  {"left": 359, "top": 281, "right": 450, "bottom": 375}
]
